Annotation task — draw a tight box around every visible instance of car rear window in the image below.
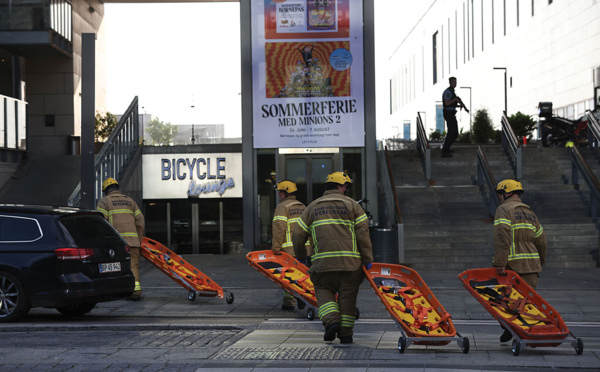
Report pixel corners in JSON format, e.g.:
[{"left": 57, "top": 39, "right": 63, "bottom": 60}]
[
  {"left": 59, "top": 214, "right": 124, "bottom": 248},
  {"left": 0, "top": 215, "right": 43, "bottom": 242}
]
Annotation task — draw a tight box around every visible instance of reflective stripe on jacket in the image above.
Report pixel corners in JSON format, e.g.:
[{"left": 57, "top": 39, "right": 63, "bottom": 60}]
[
  {"left": 492, "top": 196, "right": 547, "bottom": 274},
  {"left": 97, "top": 191, "right": 145, "bottom": 247},
  {"left": 292, "top": 189, "right": 373, "bottom": 272},
  {"left": 272, "top": 195, "right": 308, "bottom": 256}
]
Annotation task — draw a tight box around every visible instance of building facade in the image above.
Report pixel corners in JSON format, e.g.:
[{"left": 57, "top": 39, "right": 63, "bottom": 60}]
[
  {"left": 0, "top": 0, "right": 107, "bottom": 159},
  {"left": 387, "top": 0, "right": 600, "bottom": 139}
]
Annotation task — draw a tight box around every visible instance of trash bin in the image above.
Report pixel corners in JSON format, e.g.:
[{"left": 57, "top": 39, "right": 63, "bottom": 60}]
[{"left": 370, "top": 227, "right": 398, "bottom": 264}]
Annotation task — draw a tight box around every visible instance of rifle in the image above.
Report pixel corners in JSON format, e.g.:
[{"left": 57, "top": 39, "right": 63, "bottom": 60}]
[{"left": 457, "top": 97, "right": 470, "bottom": 113}]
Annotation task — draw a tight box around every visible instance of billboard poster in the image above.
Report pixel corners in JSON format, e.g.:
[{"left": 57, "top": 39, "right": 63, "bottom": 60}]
[{"left": 252, "top": 0, "right": 364, "bottom": 148}]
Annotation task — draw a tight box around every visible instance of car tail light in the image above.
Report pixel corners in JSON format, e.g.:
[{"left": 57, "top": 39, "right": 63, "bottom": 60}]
[
  {"left": 55, "top": 248, "right": 95, "bottom": 260},
  {"left": 125, "top": 244, "right": 130, "bottom": 254}
]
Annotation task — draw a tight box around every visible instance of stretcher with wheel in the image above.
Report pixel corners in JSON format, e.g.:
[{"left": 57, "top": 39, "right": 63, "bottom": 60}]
[
  {"left": 364, "top": 263, "right": 469, "bottom": 353},
  {"left": 140, "top": 237, "right": 234, "bottom": 303},
  {"left": 458, "top": 268, "right": 583, "bottom": 356},
  {"left": 246, "top": 250, "right": 318, "bottom": 320}
]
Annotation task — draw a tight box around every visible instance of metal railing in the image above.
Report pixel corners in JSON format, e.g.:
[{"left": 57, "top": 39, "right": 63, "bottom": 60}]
[
  {"left": 384, "top": 145, "right": 404, "bottom": 263},
  {"left": 416, "top": 112, "right": 431, "bottom": 181},
  {"left": 476, "top": 146, "right": 500, "bottom": 217},
  {"left": 586, "top": 109, "right": 600, "bottom": 146},
  {"left": 68, "top": 97, "right": 140, "bottom": 207},
  {"left": 1, "top": 94, "right": 27, "bottom": 151},
  {"left": 0, "top": 0, "right": 73, "bottom": 54},
  {"left": 501, "top": 112, "right": 522, "bottom": 179},
  {"left": 570, "top": 145, "right": 600, "bottom": 221}
]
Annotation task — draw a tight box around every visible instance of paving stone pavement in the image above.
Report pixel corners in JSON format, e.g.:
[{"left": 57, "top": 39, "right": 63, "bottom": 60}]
[{"left": 1, "top": 250, "right": 599, "bottom": 371}]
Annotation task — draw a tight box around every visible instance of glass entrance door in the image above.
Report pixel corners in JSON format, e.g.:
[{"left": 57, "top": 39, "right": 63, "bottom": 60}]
[{"left": 280, "top": 149, "right": 339, "bottom": 205}]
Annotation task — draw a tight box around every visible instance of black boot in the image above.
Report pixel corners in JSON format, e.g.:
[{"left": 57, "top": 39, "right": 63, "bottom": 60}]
[
  {"left": 324, "top": 322, "right": 340, "bottom": 341},
  {"left": 500, "top": 328, "right": 513, "bottom": 342}
]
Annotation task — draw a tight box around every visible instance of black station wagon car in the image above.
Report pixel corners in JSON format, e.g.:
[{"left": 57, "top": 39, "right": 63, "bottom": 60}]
[{"left": 0, "top": 205, "right": 135, "bottom": 322}]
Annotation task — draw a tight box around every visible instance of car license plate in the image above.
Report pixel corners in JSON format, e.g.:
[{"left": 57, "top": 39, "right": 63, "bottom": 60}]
[{"left": 99, "top": 262, "right": 121, "bottom": 273}]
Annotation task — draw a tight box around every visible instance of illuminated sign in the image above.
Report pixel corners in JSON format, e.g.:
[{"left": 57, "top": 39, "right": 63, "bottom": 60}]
[{"left": 142, "top": 153, "right": 243, "bottom": 199}]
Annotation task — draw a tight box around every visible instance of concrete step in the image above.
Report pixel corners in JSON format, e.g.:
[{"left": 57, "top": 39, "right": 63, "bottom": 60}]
[{"left": 387, "top": 145, "right": 600, "bottom": 270}]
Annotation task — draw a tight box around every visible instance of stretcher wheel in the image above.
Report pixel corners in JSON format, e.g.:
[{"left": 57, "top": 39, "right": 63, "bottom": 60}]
[
  {"left": 511, "top": 339, "right": 521, "bottom": 356},
  {"left": 188, "top": 291, "right": 197, "bottom": 302},
  {"left": 297, "top": 300, "right": 306, "bottom": 310},
  {"left": 355, "top": 307, "right": 360, "bottom": 320},
  {"left": 575, "top": 338, "right": 584, "bottom": 355},
  {"left": 460, "top": 337, "right": 470, "bottom": 354},
  {"left": 398, "top": 336, "right": 407, "bottom": 353},
  {"left": 307, "top": 307, "right": 316, "bottom": 321},
  {"left": 226, "top": 292, "right": 234, "bottom": 304}
]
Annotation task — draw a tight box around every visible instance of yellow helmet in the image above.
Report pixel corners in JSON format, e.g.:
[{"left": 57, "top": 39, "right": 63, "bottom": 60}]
[
  {"left": 495, "top": 179, "right": 523, "bottom": 194},
  {"left": 275, "top": 180, "right": 298, "bottom": 193},
  {"left": 565, "top": 141, "right": 574, "bottom": 148},
  {"left": 326, "top": 171, "right": 353, "bottom": 185},
  {"left": 102, "top": 178, "right": 119, "bottom": 192}
]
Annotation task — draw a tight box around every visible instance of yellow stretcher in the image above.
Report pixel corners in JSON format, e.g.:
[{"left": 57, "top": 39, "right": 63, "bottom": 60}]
[
  {"left": 364, "top": 262, "right": 469, "bottom": 353},
  {"left": 459, "top": 268, "right": 583, "bottom": 356},
  {"left": 140, "top": 237, "right": 234, "bottom": 303},
  {"left": 246, "top": 250, "right": 317, "bottom": 320}
]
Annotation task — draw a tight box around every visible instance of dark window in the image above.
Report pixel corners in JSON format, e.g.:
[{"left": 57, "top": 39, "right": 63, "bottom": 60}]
[
  {"left": 503, "top": 0, "right": 507, "bottom": 36},
  {"left": 59, "top": 214, "right": 123, "bottom": 248},
  {"left": 492, "top": 0, "right": 495, "bottom": 43},
  {"left": 432, "top": 31, "right": 438, "bottom": 84},
  {"left": 0, "top": 216, "right": 42, "bottom": 242}
]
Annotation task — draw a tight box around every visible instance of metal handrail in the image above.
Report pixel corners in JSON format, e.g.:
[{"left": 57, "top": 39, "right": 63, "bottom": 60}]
[
  {"left": 68, "top": 96, "right": 140, "bottom": 207},
  {"left": 570, "top": 145, "right": 600, "bottom": 221},
  {"left": 476, "top": 146, "right": 500, "bottom": 217},
  {"left": 384, "top": 145, "right": 404, "bottom": 263},
  {"left": 1, "top": 94, "right": 27, "bottom": 151},
  {"left": 501, "top": 112, "right": 522, "bottom": 179},
  {"left": 384, "top": 146, "right": 403, "bottom": 224},
  {"left": 416, "top": 112, "right": 431, "bottom": 180},
  {"left": 586, "top": 109, "right": 600, "bottom": 146}
]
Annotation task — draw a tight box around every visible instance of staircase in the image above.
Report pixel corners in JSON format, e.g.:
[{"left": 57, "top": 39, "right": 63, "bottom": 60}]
[{"left": 388, "top": 144, "right": 598, "bottom": 271}]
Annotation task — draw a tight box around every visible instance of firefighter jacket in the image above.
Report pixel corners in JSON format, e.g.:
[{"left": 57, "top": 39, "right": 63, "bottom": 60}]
[
  {"left": 97, "top": 191, "right": 145, "bottom": 248},
  {"left": 292, "top": 189, "right": 373, "bottom": 273},
  {"left": 493, "top": 196, "right": 547, "bottom": 274},
  {"left": 272, "top": 195, "right": 308, "bottom": 256}
]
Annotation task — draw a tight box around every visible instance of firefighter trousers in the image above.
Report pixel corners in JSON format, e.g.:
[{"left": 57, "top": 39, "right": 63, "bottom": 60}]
[{"left": 310, "top": 268, "right": 364, "bottom": 338}]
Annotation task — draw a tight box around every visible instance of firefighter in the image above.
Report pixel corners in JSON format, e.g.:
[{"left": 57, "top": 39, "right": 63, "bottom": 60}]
[
  {"left": 97, "top": 178, "right": 145, "bottom": 301},
  {"left": 292, "top": 172, "right": 373, "bottom": 344},
  {"left": 493, "top": 179, "right": 547, "bottom": 342},
  {"left": 272, "top": 179, "right": 310, "bottom": 310}
]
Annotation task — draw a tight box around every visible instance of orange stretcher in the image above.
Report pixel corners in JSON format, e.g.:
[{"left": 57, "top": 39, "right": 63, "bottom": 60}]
[
  {"left": 364, "top": 263, "right": 469, "bottom": 353},
  {"left": 458, "top": 268, "right": 583, "bottom": 356},
  {"left": 246, "top": 250, "right": 318, "bottom": 320},
  {"left": 140, "top": 237, "right": 234, "bottom": 303}
]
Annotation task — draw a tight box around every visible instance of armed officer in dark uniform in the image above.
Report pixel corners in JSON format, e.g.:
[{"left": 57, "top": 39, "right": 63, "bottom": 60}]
[{"left": 442, "top": 76, "right": 465, "bottom": 158}]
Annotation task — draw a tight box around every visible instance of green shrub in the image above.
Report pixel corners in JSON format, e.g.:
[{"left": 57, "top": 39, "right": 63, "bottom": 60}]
[
  {"left": 508, "top": 111, "right": 536, "bottom": 140},
  {"left": 472, "top": 109, "right": 495, "bottom": 144},
  {"left": 95, "top": 112, "right": 118, "bottom": 142},
  {"left": 456, "top": 128, "right": 472, "bottom": 144},
  {"left": 429, "top": 129, "right": 445, "bottom": 141}
]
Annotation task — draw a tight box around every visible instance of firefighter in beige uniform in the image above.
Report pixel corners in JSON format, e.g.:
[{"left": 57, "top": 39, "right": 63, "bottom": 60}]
[
  {"left": 272, "top": 180, "right": 311, "bottom": 310},
  {"left": 292, "top": 172, "right": 373, "bottom": 344},
  {"left": 493, "top": 179, "right": 547, "bottom": 342},
  {"left": 97, "top": 178, "right": 145, "bottom": 301}
]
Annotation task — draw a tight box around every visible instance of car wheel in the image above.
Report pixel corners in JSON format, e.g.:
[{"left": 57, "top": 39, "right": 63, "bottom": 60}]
[
  {"left": 56, "top": 302, "right": 97, "bottom": 316},
  {"left": 0, "top": 271, "right": 31, "bottom": 322}
]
